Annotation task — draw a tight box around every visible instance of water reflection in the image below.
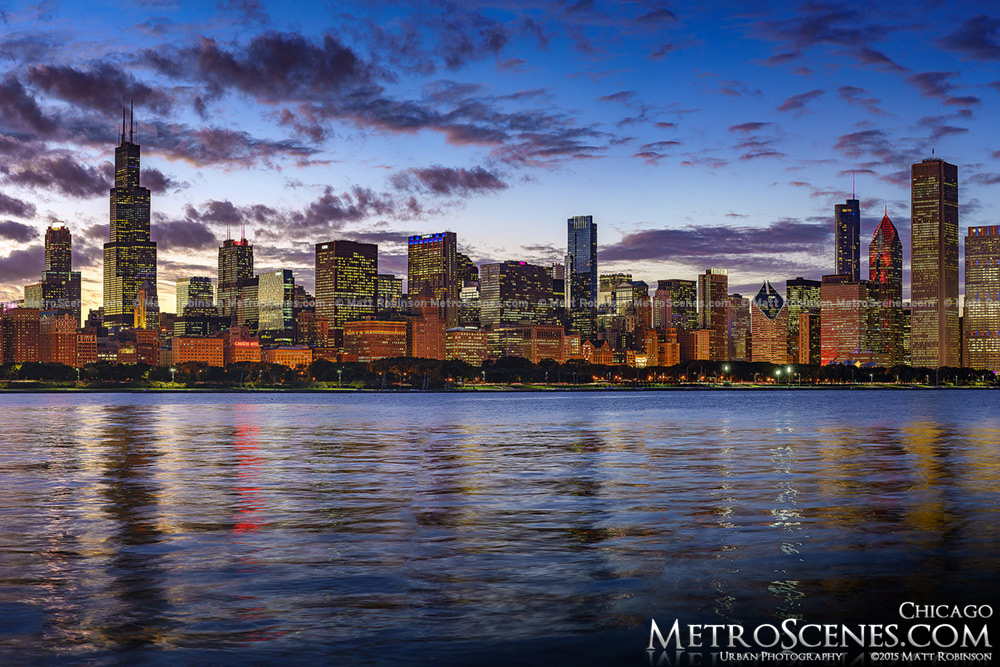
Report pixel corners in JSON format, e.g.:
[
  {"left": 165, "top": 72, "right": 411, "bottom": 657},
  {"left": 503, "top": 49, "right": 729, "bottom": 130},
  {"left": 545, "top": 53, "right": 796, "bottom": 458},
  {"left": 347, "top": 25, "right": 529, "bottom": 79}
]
[
  {"left": 0, "top": 391, "right": 995, "bottom": 663},
  {"left": 95, "top": 405, "right": 170, "bottom": 648}
]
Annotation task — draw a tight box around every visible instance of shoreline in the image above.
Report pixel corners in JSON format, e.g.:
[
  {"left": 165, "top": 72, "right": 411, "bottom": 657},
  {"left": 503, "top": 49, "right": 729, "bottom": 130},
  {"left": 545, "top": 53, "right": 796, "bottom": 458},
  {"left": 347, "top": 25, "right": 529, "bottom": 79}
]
[{"left": 0, "top": 384, "right": 994, "bottom": 393}]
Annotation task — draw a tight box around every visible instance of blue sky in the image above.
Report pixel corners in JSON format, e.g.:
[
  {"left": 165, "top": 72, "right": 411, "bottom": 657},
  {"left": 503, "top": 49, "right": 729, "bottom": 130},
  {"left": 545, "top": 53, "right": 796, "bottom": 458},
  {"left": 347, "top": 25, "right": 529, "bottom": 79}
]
[{"left": 0, "top": 0, "right": 997, "bottom": 314}]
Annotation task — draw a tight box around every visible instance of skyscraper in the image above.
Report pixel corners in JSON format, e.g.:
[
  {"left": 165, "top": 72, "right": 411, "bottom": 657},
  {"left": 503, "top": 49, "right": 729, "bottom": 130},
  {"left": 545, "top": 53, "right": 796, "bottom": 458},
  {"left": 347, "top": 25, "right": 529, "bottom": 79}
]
[
  {"left": 820, "top": 274, "right": 869, "bottom": 365},
  {"left": 218, "top": 237, "right": 254, "bottom": 321},
  {"left": 785, "top": 277, "right": 821, "bottom": 364},
  {"left": 566, "top": 215, "right": 597, "bottom": 340},
  {"left": 653, "top": 279, "right": 697, "bottom": 330},
  {"left": 176, "top": 277, "right": 215, "bottom": 316},
  {"left": 727, "top": 294, "right": 751, "bottom": 361},
  {"left": 964, "top": 225, "right": 999, "bottom": 372},
  {"left": 258, "top": 269, "right": 295, "bottom": 344},
  {"left": 868, "top": 210, "right": 904, "bottom": 366},
  {"left": 103, "top": 104, "right": 157, "bottom": 330},
  {"left": 408, "top": 232, "right": 459, "bottom": 328},
  {"left": 697, "top": 268, "right": 728, "bottom": 360},
  {"left": 835, "top": 198, "right": 860, "bottom": 281},
  {"left": 479, "top": 261, "right": 554, "bottom": 331},
  {"left": 24, "top": 223, "right": 82, "bottom": 327},
  {"left": 750, "top": 281, "right": 788, "bottom": 363},
  {"left": 315, "top": 240, "right": 377, "bottom": 346},
  {"left": 911, "top": 158, "right": 959, "bottom": 368}
]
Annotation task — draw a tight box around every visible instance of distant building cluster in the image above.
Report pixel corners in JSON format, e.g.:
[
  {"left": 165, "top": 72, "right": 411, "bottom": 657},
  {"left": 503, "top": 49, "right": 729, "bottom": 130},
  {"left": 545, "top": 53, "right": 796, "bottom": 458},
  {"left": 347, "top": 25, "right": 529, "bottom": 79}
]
[{"left": 1, "top": 112, "right": 998, "bottom": 374}]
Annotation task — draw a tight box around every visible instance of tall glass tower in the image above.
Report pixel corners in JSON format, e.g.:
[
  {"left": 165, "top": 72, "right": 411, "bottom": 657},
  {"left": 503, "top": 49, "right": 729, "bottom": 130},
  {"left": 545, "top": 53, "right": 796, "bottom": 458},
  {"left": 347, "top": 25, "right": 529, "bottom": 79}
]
[
  {"left": 911, "top": 158, "right": 959, "bottom": 368},
  {"left": 566, "top": 215, "right": 597, "bottom": 341},
  {"left": 835, "top": 198, "right": 860, "bottom": 281},
  {"left": 103, "top": 104, "right": 157, "bottom": 330},
  {"left": 407, "top": 232, "right": 458, "bottom": 328}
]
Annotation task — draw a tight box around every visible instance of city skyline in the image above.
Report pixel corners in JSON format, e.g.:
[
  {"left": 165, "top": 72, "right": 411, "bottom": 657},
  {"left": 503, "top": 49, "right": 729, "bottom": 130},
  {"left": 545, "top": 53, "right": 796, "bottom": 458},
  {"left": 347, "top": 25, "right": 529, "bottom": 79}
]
[{"left": 0, "top": 0, "right": 998, "bottom": 316}]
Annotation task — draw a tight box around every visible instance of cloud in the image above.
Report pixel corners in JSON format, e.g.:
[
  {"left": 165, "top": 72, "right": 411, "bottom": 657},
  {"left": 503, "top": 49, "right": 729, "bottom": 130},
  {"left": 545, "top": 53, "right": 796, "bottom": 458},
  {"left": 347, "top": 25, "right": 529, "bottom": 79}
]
[
  {"left": 391, "top": 165, "right": 507, "bottom": 196},
  {"left": 600, "top": 219, "right": 831, "bottom": 263},
  {"left": 648, "top": 40, "right": 698, "bottom": 59},
  {"left": 917, "top": 115, "right": 969, "bottom": 141},
  {"left": 851, "top": 47, "right": 907, "bottom": 73},
  {"left": 143, "top": 31, "right": 379, "bottom": 105},
  {"left": 938, "top": 15, "right": 1000, "bottom": 61},
  {"left": 729, "top": 121, "right": 772, "bottom": 133},
  {"left": 141, "top": 167, "right": 187, "bottom": 194},
  {"left": 0, "top": 246, "right": 43, "bottom": 283},
  {"left": 26, "top": 63, "right": 174, "bottom": 115},
  {"left": 633, "top": 140, "right": 681, "bottom": 164},
  {"left": 2, "top": 155, "right": 106, "bottom": 198},
  {"left": 837, "top": 85, "right": 886, "bottom": 115},
  {"left": 217, "top": 0, "right": 268, "bottom": 24},
  {"left": 969, "top": 172, "right": 1000, "bottom": 186},
  {"left": 0, "top": 191, "right": 37, "bottom": 218},
  {"left": 906, "top": 71, "right": 955, "bottom": 99},
  {"left": 776, "top": 89, "right": 824, "bottom": 113},
  {"left": 0, "top": 220, "right": 38, "bottom": 243},
  {"left": 762, "top": 51, "right": 800, "bottom": 66},
  {"left": 598, "top": 90, "right": 636, "bottom": 104},
  {"left": 943, "top": 95, "right": 981, "bottom": 107},
  {"left": 153, "top": 219, "right": 218, "bottom": 252},
  {"left": 0, "top": 76, "right": 56, "bottom": 134}
]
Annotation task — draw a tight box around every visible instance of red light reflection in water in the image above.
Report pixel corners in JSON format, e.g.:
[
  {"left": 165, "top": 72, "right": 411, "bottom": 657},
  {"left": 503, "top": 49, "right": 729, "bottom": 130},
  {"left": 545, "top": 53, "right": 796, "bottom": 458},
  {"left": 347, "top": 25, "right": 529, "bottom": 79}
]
[{"left": 232, "top": 412, "right": 267, "bottom": 535}]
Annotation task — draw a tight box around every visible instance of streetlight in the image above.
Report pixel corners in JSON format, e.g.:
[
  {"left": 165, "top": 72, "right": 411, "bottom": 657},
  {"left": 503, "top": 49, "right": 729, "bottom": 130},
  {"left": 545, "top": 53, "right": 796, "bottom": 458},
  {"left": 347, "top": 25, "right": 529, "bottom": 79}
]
[
  {"left": 774, "top": 369, "right": 781, "bottom": 384},
  {"left": 170, "top": 367, "right": 176, "bottom": 383},
  {"left": 337, "top": 369, "right": 342, "bottom": 388},
  {"left": 786, "top": 365, "right": 792, "bottom": 386}
]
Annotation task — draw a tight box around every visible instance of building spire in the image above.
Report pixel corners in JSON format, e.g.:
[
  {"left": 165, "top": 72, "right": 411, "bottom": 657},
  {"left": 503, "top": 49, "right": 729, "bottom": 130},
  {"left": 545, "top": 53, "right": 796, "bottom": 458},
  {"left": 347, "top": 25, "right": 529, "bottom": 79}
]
[
  {"left": 129, "top": 97, "right": 134, "bottom": 143},
  {"left": 121, "top": 105, "right": 126, "bottom": 144},
  {"left": 852, "top": 170, "right": 855, "bottom": 199}
]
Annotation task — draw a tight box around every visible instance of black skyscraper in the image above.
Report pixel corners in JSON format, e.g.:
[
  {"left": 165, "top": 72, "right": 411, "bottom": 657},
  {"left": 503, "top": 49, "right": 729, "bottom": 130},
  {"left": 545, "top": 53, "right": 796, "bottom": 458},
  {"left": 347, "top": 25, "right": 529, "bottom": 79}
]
[
  {"left": 835, "top": 198, "right": 860, "bottom": 281},
  {"left": 103, "top": 104, "right": 157, "bottom": 329},
  {"left": 566, "top": 215, "right": 597, "bottom": 341}
]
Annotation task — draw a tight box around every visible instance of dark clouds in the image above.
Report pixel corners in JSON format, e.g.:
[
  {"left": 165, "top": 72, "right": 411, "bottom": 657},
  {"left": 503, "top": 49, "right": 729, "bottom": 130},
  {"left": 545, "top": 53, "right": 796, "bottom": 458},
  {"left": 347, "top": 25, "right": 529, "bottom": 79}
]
[
  {"left": 600, "top": 219, "right": 831, "bottom": 264},
  {"left": 0, "top": 76, "right": 56, "bottom": 134},
  {"left": 838, "top": 86, "right": 886, "bottom": 115},
  {"left": 143, "top": 32, "right": 379, "bottom": 105},
  {"left": 27, "top": 63, "right": 174, "bottom": 115},
  {"left": 391, "top": 166, "right": 507, "bottom": 196},
  {"left": 153, "top": 219, "right": 218, "bottom": 252},
  {"left": 0, "top": 220, "right": 38, "bottom": 243},
  {"left": 938, "top": 15, "right": 1000, "bottom": 61},
  {"left": 0, "top": 246, "right": 43, "bottom": 283},
  {"left": 0, "top": 191, "right": 36, "bottom": 217},
  {"left": 142, "top": 167, "right": 187, "bottom": 194},
  {"left": 2, "top": 155, "right": 106, "bottom": 198},
  {"left": 776, "top": 89, "right": 824, "bottom": 113}
]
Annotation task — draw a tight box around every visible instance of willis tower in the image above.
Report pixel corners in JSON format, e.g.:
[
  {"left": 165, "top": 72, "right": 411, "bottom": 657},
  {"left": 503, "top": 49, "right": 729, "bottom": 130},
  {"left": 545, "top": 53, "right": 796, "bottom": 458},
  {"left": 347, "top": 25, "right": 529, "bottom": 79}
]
[{"left": 103, "top": 103, "right": 158, "bottom": 330}]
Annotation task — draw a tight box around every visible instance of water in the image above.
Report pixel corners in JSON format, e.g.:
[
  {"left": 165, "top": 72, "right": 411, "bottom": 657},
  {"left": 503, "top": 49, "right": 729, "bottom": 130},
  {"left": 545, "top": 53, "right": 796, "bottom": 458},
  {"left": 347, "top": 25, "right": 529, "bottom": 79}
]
[{"left": 0, "top": 390, "right": 997, "bottom": 665}]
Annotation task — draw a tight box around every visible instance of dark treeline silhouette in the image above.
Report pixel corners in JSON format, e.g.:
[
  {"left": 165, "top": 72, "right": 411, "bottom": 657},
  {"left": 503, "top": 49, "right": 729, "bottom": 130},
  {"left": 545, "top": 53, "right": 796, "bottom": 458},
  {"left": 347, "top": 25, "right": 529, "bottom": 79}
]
[{"left": 0, "top": 359, "right": 996, "bottom": 389}]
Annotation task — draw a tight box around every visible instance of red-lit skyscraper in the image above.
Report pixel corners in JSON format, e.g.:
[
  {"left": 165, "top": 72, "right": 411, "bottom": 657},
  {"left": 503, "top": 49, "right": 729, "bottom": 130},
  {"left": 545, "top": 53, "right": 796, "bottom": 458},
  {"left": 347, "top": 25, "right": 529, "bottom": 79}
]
[{"left": 868, "top": 210, "right": 904, "bottom": 366}]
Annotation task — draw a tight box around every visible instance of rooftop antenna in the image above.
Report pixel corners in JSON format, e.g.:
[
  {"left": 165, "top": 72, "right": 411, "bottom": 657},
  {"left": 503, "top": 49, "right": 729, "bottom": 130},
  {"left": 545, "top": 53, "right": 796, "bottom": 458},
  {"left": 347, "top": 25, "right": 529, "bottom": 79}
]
[
  {"left": 129, "top": 97, "right": 134, "bottom": 143},
  {"left": 852, "top": 169, "right": 855, "bottom": 200},
  {"left": 240, "top": 219, "right": 244, "bottom": 242},
  {"left": 121, "top": 104, "right": 126, "bottom": 144},
  {"left": 227, "top": 219, "right": 231, "bottom": 241}
]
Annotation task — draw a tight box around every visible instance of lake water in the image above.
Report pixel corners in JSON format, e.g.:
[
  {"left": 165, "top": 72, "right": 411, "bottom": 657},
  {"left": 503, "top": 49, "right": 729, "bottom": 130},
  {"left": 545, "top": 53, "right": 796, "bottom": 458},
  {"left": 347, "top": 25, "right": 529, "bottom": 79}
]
[{"left": 0, "top": 390, "right": 997, "bottom": 665}]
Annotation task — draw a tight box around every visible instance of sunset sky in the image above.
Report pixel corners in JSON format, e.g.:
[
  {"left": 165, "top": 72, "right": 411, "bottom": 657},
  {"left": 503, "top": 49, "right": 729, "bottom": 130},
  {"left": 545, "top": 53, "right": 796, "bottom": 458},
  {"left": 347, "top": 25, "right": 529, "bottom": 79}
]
[{"left": 0, "top": 0, "right": 997, "bottom": 314}]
